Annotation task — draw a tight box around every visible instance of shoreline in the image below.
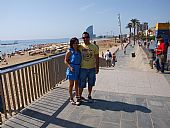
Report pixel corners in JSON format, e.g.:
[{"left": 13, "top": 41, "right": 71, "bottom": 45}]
[
  {"left": 0, "top": 38, "right": 121, "bottom": 69},
  {"left": 0, "top": 38, "right": 70, "bottom": 55}
]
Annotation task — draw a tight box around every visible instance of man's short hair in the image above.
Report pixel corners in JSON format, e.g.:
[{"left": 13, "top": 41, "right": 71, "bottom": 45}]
[{"left": 82, "top": 32, "right": 90, "bottom": 37}]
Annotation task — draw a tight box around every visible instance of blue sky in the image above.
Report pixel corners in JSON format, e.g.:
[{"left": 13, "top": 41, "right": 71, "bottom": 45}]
[{"left": 0, "top": 0, "right": 170, "bottom": 40}]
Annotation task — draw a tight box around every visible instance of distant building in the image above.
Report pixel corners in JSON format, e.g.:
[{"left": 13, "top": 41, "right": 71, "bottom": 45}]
[
  {"left": 86, "top": 25, "right": 94, "bottom": 39},
  {"left": 139, "top": 22, "right": 148, "bottom": 31},
  {"left": 143, "top": 22, "right": 148, "bottom": 30}
]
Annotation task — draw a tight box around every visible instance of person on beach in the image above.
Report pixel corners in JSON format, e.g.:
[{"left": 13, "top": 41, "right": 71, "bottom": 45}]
[
  {"left": 102, "top": 51, "right": 104, "bottom": 58},
  {"left": 64, "top": 37, "right": 81, "bottom": 105},
  {"left": 77, "top": 32, "right": 99, "bottom": 104},
  {"left": 155, "top": 35, "right": 166, "bottom": 73},
  {"left": 105, "top": 49, "right": 112, "bottom": 67},
  {"left": 93, "top": 41, "right": 99, "bottom": 49}
]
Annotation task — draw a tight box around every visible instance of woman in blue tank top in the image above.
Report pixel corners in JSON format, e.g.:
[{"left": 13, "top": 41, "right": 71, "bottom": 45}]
[{"left": 64, "top": 37, "right": 81, "bottom": 105}]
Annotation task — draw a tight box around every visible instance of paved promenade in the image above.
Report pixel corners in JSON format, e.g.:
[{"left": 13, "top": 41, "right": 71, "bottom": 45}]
[{"left": 2, "top": 43, "right": 170, "bottom": 128}]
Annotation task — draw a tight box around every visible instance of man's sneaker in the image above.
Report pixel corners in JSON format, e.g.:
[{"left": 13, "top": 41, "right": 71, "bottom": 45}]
[
  {"left": 81, "top": 96, "right": 86, "bottom": 101},
  {"left": 75, "top": 98, "right": 81, "bottom": 106},
  {"left": 76, "top": 96, "right": 86, "bottom": 101},
  {"left": 88, "top": 95, "right": 93, "bottom": 103}
]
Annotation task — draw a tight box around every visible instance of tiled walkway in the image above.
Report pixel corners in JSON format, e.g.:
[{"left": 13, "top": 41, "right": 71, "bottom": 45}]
[{"left": 2, "top": 44, "right": 170, "bottom": 128}]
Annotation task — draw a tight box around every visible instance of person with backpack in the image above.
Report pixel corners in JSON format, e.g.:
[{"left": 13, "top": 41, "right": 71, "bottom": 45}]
[{"left": 105, "top": 49, "right": 112, "bottom": 67}]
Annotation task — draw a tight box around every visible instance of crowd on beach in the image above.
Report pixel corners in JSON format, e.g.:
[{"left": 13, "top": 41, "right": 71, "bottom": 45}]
[
  {"left": 0, "top": 37, "right": 119, "bottom": 68},
  {"left": 0, "top": 43, "right": 69, "bottom": 67}
]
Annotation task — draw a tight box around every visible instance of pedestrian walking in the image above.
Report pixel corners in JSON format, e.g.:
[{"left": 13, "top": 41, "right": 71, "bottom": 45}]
[
  {"left": 105, "top": 50, "right": 112, "bottom": 67},
  {"left": 155, "top": 35, "right": 166, "bottom": 73},
  {"left": 112, "top": 53, "right": 117, "bottom": 67}
]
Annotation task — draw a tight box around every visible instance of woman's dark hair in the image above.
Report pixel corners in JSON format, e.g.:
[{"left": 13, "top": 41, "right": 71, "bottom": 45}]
[{"left": 70, "top": 37, "right": 79, "bottom": 48}]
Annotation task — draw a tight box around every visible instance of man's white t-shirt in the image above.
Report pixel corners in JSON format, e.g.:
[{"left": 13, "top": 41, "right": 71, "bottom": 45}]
[{"left": 105, "top": 51, "right": 111, "bottom": 60}]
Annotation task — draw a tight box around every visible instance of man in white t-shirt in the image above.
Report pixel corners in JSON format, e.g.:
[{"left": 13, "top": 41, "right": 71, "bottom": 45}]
[{"left": 105, "top": 50, "right": 112, "bottom": 67}]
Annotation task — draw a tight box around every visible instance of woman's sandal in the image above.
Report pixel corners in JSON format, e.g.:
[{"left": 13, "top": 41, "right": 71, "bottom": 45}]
[{"left": 70, "top": 98, "right": 75, "bottom": 105}]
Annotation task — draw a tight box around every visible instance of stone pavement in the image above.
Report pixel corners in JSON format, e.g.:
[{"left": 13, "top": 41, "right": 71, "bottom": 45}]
[{"left": 2, "top": 43, "right": 170, "bottom": 128}]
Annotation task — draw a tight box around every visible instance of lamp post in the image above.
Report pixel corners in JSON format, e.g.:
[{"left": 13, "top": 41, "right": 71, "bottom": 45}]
[{"left": 118, "top": 14, "right": 123, "bottom": 49}]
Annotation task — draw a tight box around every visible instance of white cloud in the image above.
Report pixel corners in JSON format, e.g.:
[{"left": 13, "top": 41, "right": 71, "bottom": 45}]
[{"left": 80, "top": 3, "right": 95, "bottom": 11}]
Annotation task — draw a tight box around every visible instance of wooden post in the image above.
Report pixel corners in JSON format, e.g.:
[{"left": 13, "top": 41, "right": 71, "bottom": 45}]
[{"left": 0, "top": 74, "right": 7, "bottom": 123}]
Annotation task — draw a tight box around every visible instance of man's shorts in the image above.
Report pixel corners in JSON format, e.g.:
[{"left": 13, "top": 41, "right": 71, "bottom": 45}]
[{"left": 78, "top": 68, "right": 96, "bottom": 88}]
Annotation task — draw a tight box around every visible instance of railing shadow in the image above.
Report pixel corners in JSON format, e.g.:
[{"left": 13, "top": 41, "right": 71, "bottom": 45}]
[
  {"left": 4, "top": 108, "right": 93, "bottom": 128},
  {"left": 2, "top": 86, "right": 93, "bottom": 128},
  {"left": 82, "top": 99, "right": 151, "bottom": 113}
]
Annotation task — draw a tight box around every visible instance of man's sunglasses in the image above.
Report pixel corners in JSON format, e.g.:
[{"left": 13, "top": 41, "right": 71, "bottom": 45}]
[{"left": 82, "top": 36, "right": 89, "bottom": 39}]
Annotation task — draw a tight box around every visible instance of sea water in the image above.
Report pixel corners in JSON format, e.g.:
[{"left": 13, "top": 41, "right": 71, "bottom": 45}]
[{"left": 0, "top": 38, "right": 69, "bottom": 55}]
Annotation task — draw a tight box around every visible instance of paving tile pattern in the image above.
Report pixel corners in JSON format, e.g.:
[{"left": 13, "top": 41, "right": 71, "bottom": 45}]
[
  {"left": 2, "top": 89, "right": 170, "bottom": 128},
  {"left": 2, "top": 43, "right": 170, "bottom": 128}
]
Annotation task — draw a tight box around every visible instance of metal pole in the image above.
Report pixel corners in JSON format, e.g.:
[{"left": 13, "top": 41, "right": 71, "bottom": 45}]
[{"left": 118, "top": 14, "right": 123, "bottom": 49}]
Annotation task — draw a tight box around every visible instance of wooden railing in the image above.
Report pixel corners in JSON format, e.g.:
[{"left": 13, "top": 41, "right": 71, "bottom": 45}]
[
  {"left": 0, "top": 52, "right": 67, "bottom": 124},
  {"left": 0, "top": 53, "right": 106, "bottom": 124}
]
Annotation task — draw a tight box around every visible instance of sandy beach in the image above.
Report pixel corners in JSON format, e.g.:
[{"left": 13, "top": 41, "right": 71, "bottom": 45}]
[{"left": 0, "top": 38, "right": 121, "bottom": 68}]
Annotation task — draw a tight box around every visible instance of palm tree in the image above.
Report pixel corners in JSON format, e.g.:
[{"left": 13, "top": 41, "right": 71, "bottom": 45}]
[
  {"left": 136, "top": 21, "right": 140, "bottom": 42},
  {"left": 126, "top": 23, "right": 132, "bottom": 43},
  {"left": 131, "top": 18, "right": 139, "bottom": 45}
]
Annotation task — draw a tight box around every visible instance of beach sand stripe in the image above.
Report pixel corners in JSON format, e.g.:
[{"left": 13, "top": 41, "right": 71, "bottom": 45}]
[
  {"left": 37, "top": 63, "right": 43, "bottom": 96},
  {"left": 42, "top": 62, "right": 47, "bottom": 93},
  {"left": 58, "top": 57, "right": 64, "bottom": 83},
  {"left": 35, "top": 64, "right": 41, "bottom": 98},
  {"left": 24, "top": 67, "right": 31, "bottom": 104},
  {"left": 8, "top": 72, "right": 17, "bottom": 111},
  {"left": 39, "top": 63, "right": 44, "bottom": 94},
  {"left": 48, "top": 60, "right": 54, "bottom": 89},
  {"left": 12, "top": 71, "right": 20, "bottom": 110},
  {"left": 17, "top": 70, "right": 24, "bottom": 108},
  {"left": 28, "top": 66, "right": 34, "bottom": 101},
  {"left": 40, "top": 63, "right": 45, "bottom": 94},
  {"left": 51, "top": 59, "right": 56, "bottom": 88},
  {"left": 21, "top": 68, "right": 28, "bottom": 106},
  {"left": 37, "top": 64, "right": 42, "bottom": 95},
  {"left": 0, "top": 75, "right": 7, "bottom": 119},
  {"left": 45, "top": 61, "right": 50, "bottom": 91},
  {"left": 57, "top": 56, "right": 66, "bottom": 83},
  {"left": 2, "top": 74, "right": 12, "bottom": 116},
  {"left": 54, "top": 59, "right": 57, "bottom": 85},
  {"left": 31, "top": 65, "right": 38, "bottom": 100}
]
